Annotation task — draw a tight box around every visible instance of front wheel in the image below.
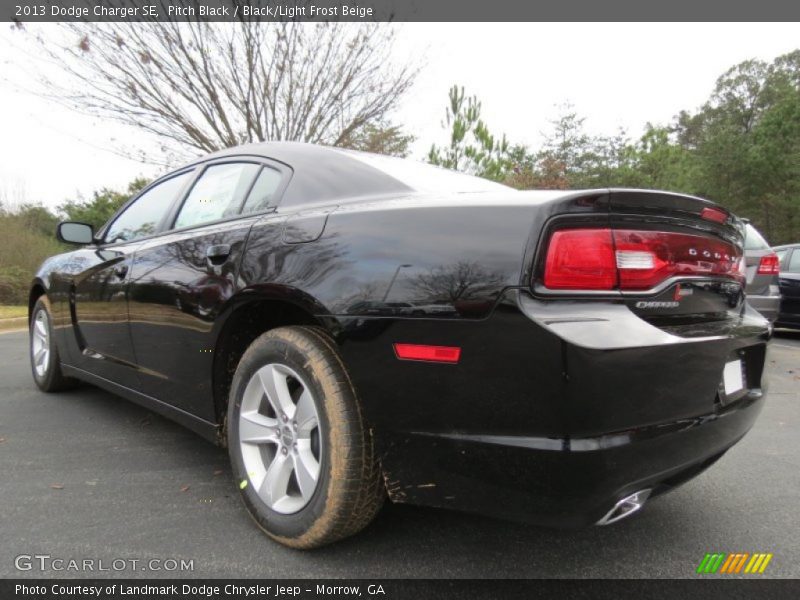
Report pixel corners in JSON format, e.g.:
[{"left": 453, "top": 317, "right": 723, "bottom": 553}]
[
  {"left": 30, "top": 297, "right": 77, "bottom": 392},
  {"left": 227, "top": 326, "right": 384, "bottom": 548}
]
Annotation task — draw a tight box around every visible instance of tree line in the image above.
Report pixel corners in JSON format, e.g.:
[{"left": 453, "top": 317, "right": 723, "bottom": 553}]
[{"left": 429, "top": 50, "right": 800, "bottom": 246}]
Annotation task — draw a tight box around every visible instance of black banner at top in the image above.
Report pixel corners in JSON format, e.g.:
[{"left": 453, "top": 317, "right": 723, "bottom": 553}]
[{"left": 6, "top": 0, "right": 800, "bottom": 23}]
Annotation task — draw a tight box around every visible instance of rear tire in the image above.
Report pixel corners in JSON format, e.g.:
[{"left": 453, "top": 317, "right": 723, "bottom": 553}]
[
  {"left": 30, "top": 297, "right": 77, "bottom": 392},
  {"left": 227, "top": 326, "right": 384, "bottom": 548}
]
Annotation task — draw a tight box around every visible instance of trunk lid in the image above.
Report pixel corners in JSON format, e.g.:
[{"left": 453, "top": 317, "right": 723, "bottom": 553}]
[{"left": 607, "top": 190, "right": 746, "bottom": 325}]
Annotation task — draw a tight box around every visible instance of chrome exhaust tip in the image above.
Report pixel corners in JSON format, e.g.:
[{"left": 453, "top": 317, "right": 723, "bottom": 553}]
[{"left": 596, "top": 489, "right": 652, "bottom": 526}]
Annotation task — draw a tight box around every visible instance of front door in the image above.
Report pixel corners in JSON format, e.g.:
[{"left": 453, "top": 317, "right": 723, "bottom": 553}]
[
  {"left": 69, "top": 241, "right": 140, "bottom": 387},
  {"left": 69, "top": 170, "right": 195, "bottom": 386}
]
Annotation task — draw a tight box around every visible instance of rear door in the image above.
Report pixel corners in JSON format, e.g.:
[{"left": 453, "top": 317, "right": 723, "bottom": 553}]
[
  {"left": 778, "top": 248, "right": 800, "bottom": 327},
  {"left": 70, "top": 171, "right": 194, "bottom": 387},
  {"left": 126, "top": 160, "right": 289, "bottom": 420}
]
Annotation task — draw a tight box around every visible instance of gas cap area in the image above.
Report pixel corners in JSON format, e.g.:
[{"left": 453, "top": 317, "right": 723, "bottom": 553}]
[{"left": 282, "top": 207, "right": 337, "bottom": 244}]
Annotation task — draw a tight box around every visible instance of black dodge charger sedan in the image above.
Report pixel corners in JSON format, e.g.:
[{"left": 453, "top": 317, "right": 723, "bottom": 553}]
[{"left": 29, "top": 143, "right": 770, "bottom": 548}]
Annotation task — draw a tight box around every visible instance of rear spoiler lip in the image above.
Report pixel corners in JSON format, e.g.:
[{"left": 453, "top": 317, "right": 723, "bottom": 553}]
[{"left": 607, "top": 189, "right": 743, "bottom": 241}]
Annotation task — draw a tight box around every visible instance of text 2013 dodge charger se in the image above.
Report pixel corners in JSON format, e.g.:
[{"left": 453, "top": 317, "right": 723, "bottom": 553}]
[{"left": 29, "top": 143, "right": 770, "bottom": 548}]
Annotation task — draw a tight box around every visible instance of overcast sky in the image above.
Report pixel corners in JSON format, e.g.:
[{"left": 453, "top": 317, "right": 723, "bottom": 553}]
[{"left": 1, "top": 22, "right": 798, "bottom": 210}]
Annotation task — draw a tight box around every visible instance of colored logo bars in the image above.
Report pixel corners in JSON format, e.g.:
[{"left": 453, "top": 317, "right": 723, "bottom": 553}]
[{"left": 696, "top": 552, "right": 773, "bottom": 574}]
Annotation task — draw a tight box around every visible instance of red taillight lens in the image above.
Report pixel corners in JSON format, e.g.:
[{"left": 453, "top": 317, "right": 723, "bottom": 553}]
[
  {"left": 757, "top": 253, "right": 780, "bottom": 275},
  {"left": 614, "top": 230, "right": 742, "bottom": 290},
  {"left": 543, "top": 228, "right": 743, "bottom": 291},
  {"left": 543, "top": 229, "right": 617, "bottom": 290}
]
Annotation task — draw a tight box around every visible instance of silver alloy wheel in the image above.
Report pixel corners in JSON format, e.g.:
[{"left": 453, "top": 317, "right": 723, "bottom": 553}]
[
  {"left": 238, "top": 363, "right": 322, "bottom": 514},
  {"left": 31, "top": 309, "right": 50, "bottom": 378}
]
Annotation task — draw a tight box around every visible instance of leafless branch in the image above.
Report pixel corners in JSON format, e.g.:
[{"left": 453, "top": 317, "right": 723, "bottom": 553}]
[{"left": 20, "top": 9, "right": 418, "bottom": 165}]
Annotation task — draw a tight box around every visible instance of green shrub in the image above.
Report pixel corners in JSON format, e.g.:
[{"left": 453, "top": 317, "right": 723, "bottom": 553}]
[
  {"left": 0, "top": 213, "right": 65, "bottom": 304},
  {"left": 0, "top": 265, "right": 32, "bottom": 305}
]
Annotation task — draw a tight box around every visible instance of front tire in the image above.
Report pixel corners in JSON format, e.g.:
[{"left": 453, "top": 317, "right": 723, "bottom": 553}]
[
  {"left": 30, "top": 297, "right": 77, "bottom": 392},
  {"left": 227, "top": 326, "right": 384, "bottom": 548}
]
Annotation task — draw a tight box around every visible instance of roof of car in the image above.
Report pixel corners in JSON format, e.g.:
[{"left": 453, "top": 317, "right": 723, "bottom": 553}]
[
  {"left": 201, "top": 142, "right": 414, "bottom": 206},
  {"left": 187, "top": 143, "right": 729, "bottom": 211},
  {"left": 206, "top": 141, "right": 358, "bottom": 166}
]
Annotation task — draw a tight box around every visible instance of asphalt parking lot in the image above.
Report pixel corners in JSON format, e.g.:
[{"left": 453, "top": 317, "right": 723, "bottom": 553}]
[{"left": 0, "top": 329, "right": 798, "bottom": 579}]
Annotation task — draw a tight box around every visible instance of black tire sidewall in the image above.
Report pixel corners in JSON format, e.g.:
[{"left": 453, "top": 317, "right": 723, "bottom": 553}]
[{"left": 227, "top": 333, "right": 336, "bottom": 541}]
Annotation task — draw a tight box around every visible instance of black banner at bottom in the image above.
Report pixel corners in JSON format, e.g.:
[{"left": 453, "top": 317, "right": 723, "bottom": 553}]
[{"left": 2, "top": 579, "right": 799, "bottom": 600}]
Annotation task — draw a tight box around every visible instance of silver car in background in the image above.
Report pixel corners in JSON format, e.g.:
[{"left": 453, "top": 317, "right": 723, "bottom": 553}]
[{"left": 743, "top": 222, "right": 781, "bottom": 322}]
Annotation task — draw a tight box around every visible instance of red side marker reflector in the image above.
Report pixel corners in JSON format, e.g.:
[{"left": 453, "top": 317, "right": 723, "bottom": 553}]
[
  {"left": 701, "top": 206, "right": 728, "bottom": 224},
  {"left": 393, "top": 343, "right": 461, "bottom": 364}
]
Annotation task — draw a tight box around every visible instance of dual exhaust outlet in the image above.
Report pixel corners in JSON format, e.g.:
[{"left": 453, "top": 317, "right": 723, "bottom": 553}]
[{"left": 596, "top": 489, "right": 652, "bottom": 526}]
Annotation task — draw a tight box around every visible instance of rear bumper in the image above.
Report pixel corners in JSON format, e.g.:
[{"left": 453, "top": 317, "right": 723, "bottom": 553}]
[
  {"left": 338, "top": 289, "right": 771, "bottom": 527},
  {"left": 379, "top": 389, "right": 763, "bottom": 526},
  {"left": 748, "top": 294, "right": 780, "bottom": 322}
]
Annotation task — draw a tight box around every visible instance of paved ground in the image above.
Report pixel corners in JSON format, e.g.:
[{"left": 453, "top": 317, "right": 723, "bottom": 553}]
[{"left": 0, "top": 329, "right": 798, "bottom": 579}]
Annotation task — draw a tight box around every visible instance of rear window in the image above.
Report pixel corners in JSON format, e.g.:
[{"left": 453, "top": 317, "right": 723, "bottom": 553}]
[
  {"left": 241, "top": 167, "right": 283, "bottom": 214},
  {"left": 744, "top": 224, "right": 770, "bottom": 251}
]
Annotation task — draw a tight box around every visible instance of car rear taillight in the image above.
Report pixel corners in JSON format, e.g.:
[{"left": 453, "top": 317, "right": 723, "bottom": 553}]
[
  {"left": 543, "top": 228, "right": 744, "bottom": 291},
  {"left": 757, "top": 253, "right": 780, "bottom": 275},
  {"left": 543, "top": 229, "right": 617, "bottom": 290}
]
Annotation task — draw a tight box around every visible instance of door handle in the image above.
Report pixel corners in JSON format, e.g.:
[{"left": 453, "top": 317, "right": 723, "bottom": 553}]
[
  {"left": 206, "top": 244, "right": 231, "bottom": 264},
  {"left": 114, "top": 264, "right": 128, "bottom": 278}
]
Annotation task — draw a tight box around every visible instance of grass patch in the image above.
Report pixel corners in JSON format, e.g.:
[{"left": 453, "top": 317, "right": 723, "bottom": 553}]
[{"left": 0, "top": 306, "right": 27, "bottom": 319}]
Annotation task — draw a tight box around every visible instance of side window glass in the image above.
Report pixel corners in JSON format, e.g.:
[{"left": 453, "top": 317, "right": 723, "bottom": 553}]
[
  {"left": 788, "top": 250, "right": 800, "bottom": 273},
  {"left": 775, "top": 249, "right": 788, "bottom": 269},
  {"left": 241, "top": 167, "right": 283, "bottom": 214},
  {"left": 105, "top": 172, "right": 192, "bottom": 243},
  {"left": 174, "top": 163, "right": 260, "bottom": 230},
  {"left": 744, "top": 224, "right": 770, "bottom": 250}
]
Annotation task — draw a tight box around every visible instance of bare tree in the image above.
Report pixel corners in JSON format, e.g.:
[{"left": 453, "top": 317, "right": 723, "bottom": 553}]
[{"left": 21, "top": 12, "right": 417, "bottom": 164}]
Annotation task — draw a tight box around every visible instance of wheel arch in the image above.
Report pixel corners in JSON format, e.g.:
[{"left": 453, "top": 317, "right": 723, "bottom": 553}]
[
  {"left": 211, "top": 287, "right": 338, "bottom": 438},
  {"left": 28, "top": 280, "right": 47, "bottom": 322}
]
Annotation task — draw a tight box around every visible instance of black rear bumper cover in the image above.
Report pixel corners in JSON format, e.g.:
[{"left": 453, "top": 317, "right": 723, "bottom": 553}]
[{"left": 338, "top": 289, "right": 771, "bottom": 527}]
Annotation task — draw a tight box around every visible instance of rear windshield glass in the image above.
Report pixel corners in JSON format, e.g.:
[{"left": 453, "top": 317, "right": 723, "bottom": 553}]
[
  {"left": 744, "top": 224, "right": 770, "bottom": 251},
  {"left": 339, "top": 151, "right": 511, "bottom": 194}
]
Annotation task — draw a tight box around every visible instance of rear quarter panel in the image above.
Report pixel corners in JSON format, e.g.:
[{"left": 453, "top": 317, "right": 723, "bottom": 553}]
[
  {"left": 236, "top": 191, "right": 612, "bottom": 437},
  {"left": 240, "top": 193, "right": 562, "bottom": 320}
]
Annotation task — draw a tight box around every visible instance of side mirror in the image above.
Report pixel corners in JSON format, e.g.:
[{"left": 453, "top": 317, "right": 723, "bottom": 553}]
[{"left": 57, "top": 222, "right": 94, "bottom": 245}]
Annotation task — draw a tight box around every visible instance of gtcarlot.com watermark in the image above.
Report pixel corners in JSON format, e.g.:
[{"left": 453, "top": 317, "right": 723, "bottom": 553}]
[{"left": 14, "top": 554, "right": 194, "bottom": 573}]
